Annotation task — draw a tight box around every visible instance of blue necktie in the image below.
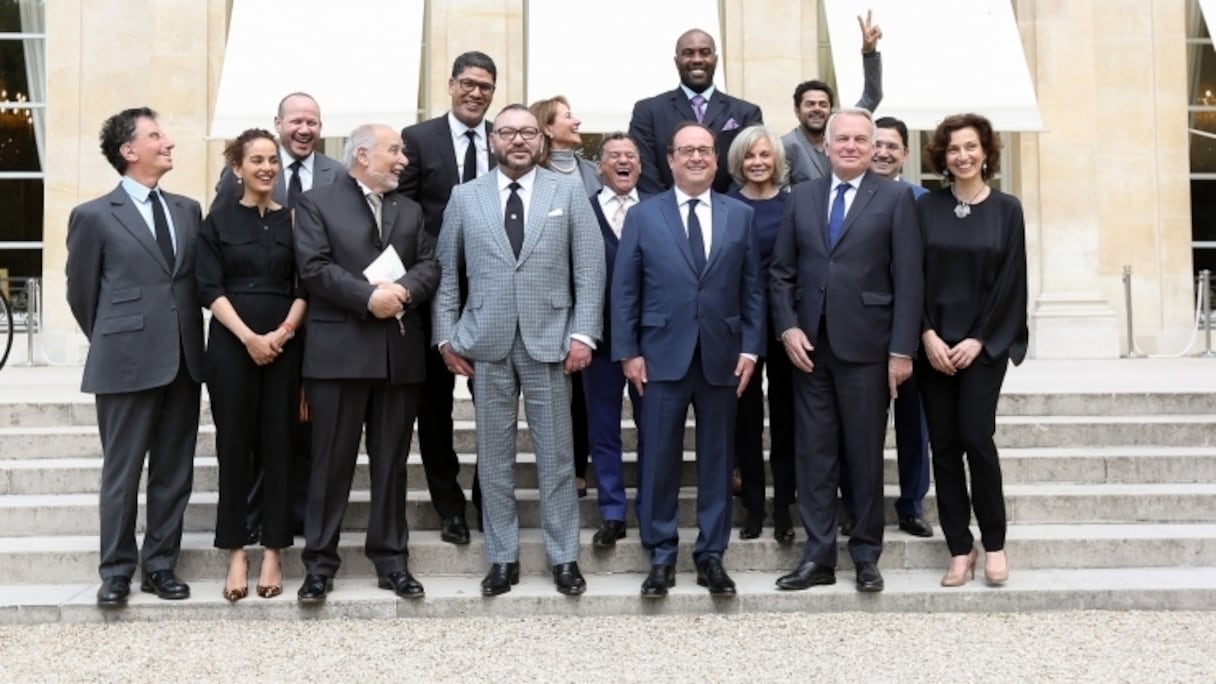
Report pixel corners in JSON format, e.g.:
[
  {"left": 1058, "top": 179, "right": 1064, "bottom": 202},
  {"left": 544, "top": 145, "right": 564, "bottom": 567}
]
[
  {"left": 686, "top": 198, "right": 706, "bottom": 273},
  {"left": 828, "top": 183, "right": 849, "bottom": 249}
]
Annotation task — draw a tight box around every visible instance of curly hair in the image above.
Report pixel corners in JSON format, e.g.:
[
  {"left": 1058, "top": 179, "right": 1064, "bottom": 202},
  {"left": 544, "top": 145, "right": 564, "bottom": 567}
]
[
  {"left": 223, "top": 128, "right": 278, "bottom": 168},
  {"left": 925, "top": 113, "right": 1001, "bottom": 181},
  {"left": 99, "top": 107, "right": 156, "bottom": 174}
]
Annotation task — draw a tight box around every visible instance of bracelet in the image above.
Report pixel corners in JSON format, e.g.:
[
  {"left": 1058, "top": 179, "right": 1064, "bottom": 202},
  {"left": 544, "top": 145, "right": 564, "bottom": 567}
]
[{"left": 280, "top": 320, "right": 296, "bottom": 332}]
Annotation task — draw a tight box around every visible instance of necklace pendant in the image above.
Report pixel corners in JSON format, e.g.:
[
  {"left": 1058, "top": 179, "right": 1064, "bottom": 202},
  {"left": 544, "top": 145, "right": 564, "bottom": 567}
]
[{"left": 954, "top": 202, "right": 971, "bottom": 219}]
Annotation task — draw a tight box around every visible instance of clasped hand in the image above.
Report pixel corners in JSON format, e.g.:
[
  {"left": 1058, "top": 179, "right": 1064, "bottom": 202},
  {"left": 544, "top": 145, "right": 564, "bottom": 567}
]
[{"left": 369, "top": 281, "right": 409, "bottom": 319}]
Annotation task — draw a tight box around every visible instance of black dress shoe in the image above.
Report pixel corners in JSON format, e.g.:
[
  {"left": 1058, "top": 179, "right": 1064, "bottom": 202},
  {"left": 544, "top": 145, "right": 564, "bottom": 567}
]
[
  {"left": 140, "top": 570, "right": 190, "bottom": 600},
  {"left": 592, "top": 520, "right": 626, "bottom": 548},
  {"left": 379, "top": 569, "right": 425, "bottom": 599},
  {"left": 440, "top": 515, "right": 471, "bottom": 545},
  {"left": 481, "top": 562, "right": 520, "bottom": 597},
  {"left": 552, "top": 562, "right": 587, "bottom": 595},
  {"left": 839, "top": 514, "right": 856, "bottom": 537},
  {"left": 773, "top": 511, "right": 795, "bottom": 544},
  {"left": 96, "top": 576, "right": 130, "bottom": 608},
  {"left": 695, "top": 559, "right": 737, "bottom": 596},
  {"left": 855, "top": 561, "right": 884, "bottom": 592},
  {"left": 739, "top": 512, "right": 763, "bottom": 540},
  {"left": 898, "top": 516, "right": 935, "bottom": 538},
  {"left": 297, "top": 574, "right": 333, "bottom": 604},
  {"left": 640, "top": 564, "right": 676, "bottom": 599},
  {"left": 775, "top": 561, "right": 836, "bottom": 590}
]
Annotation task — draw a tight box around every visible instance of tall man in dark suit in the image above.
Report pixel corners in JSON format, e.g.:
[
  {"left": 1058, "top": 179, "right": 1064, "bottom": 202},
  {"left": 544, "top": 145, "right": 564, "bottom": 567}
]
[
  {"left": 583, "top": 132, "right": 647, "bottom": 548},
  {"left": 433, "top": 105, "right": 605, "bottom": 597},
  {"left": 769, "top": 108, "right": 923, "bottom": 593},
  {"left": 399, "top": 51, "right": 498, "bottom": 545},
  {"left": 293, "top": 124, "right": 440, "bottom": 604},
  {"left": 613, "top": 122, "right": 765, "bottom": 598},
  {"left": 66, "top": 107, "right": 205, "bottom": 607},
  {"left": 628, "top": 29, "right": 762, "bottom": 195}
]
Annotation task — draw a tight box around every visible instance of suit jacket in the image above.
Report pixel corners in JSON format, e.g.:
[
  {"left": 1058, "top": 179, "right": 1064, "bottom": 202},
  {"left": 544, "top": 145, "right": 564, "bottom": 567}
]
[
  {"left": 769, "top": 172, "right": 922, "bottom": 364},
  {"left": 783, "top": 52, "right": 884, "bottom": 186},
  {"left": 66, "top": 184, "right": 205, "bottom": 394},
  {"left": 628, "top": 88, "right": 763, "bottom": 195},
  {"left": 588, "top": 190, "right": 650, "bottom": 359},
  {"left": 399, "top": 114, "right": 496, "bottom": 238},
  {"left": 294, "top": 174, "right": 440, "bottom": 384},
  {"left": 212, "top": 151, "right": 345, "bottom": 209},
  {"left": 432, "top": 168, "right": 606, "bottom": 364},
  {"left": 611, "top": 190, "right": 765, "bottom": 385}
]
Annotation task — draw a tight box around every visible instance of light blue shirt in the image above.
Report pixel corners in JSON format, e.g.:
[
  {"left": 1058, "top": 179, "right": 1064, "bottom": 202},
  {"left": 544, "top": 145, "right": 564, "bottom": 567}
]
[
  {"left": 120, "top": 175, "right": 178, "bottom": 254},
  {"left": 679, "top": 84, "right": 717, "bottom": 103}
]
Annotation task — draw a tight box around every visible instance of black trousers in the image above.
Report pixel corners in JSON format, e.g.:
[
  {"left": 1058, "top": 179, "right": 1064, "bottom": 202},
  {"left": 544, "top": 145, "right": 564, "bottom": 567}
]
[
  {"left": 418, "top": 345, "right": 469, "bottom": 520},
  {"left": 734, "top": 332, "right": 796, "bottom": 526},
  {"left": 916, "top": 351, "right": 1009, "bottom": 556},
  {"left": 571, "top": 371, "right": 590, "bottom": 481},
  {"left": 208, "top": 328, "right": 300, "bottom": 549}
]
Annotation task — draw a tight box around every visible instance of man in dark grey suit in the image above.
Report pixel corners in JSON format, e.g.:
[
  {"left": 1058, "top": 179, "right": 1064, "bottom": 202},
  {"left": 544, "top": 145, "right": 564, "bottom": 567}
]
[
  {"left": 629, "top": 29, "right": 763, "bottom": 195},
  {"left": 66, "top": 107, "right": 205, "bottom": 607},
  {"left": 769, "top": 107, "right": 923, "bottom": 594},
  {"left": 213, "top": 92, "right": 345, "bottom": 208},
  {"left": 783, "top": 12, "right": 884, "bottom": 186},
  {"left": 433, "top": 104, "right": 605, "bottom": 597},
  {"left": 293, "top": 124, "right": 440, "bottom": 604}
]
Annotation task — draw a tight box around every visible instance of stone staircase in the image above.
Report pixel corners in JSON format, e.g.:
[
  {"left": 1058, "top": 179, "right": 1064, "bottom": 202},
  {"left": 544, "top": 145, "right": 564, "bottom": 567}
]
[{"left": 1, "top": 366, "right": 1216, "bottom": 624}]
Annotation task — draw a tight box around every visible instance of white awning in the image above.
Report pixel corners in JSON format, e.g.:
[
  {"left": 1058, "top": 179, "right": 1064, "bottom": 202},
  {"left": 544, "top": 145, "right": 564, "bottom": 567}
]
[
  {"left": 526, "top": 0, "right": 722, "bottom": 131},
  {"left": 210, "top": 0, "right": 424, "bottom": 139},
  {"left": 824, "top": 0, "right": 1044, "bottom": 131}
]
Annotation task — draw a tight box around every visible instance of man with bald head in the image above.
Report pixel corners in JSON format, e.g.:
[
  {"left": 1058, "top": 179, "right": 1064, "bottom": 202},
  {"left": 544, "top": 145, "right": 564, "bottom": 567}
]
[{"left": 628, "top": 29, "right": 763, "bottom": 195}]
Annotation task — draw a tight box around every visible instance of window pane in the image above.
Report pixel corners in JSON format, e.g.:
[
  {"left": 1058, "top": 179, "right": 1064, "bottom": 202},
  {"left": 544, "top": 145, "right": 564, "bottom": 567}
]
[
  {"left": 1191, "top": 180, "right": 1216, "bottom": 242},
  {"left": 0, "top": 178, "right": 41, "bottom": 241},
  {"left": 0, "top": 247, "right": 39, "bottom": 282},
  {"left": 0, "top": 0, "right": 44, "bottom": 35}
]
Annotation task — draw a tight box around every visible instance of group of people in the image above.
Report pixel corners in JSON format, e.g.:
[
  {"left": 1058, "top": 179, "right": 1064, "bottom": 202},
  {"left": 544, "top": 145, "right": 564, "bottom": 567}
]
[{"left": 65, "top": 12, "right": 1027, "bottom": 609}]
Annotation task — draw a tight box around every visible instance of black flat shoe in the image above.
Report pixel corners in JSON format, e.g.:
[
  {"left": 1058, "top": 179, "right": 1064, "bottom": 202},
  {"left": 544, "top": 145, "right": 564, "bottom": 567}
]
[
  {"left": 379, "top": 569, "right": 425, "bottom": 599},
  {"left": 297, "top": 574, "right": 333, "bottom": 604},
  {"left": 695, "top": 559, "right": 737, "bottom": 597},
  {"left": 773, "top": 510, "right": 795, "bottom": 544},
  {"left": 640, "top": 564, "right": 675, "bottom": 598},
  {"left": 440, "top": 515, "right": 471, "bottom": 545},
  {"left": 839, "top": 514, "right": 856, "bottom": 537},
  {"left": 140, "top": 570, "right": 190, "bottom": 600},
  {"left": 898, "top": 516, "right": 935, "bottom": 538},
  {"left": 552, "top": 562, "right": 586, "bottom": 595},
  {"left": 481, "top": 562, "right": 520, "bottom": 597},
  {"left": 775, "top": 561, "right": 836, "bottom": 590},
  {"left": 855, "top": 561, "right": 884, "bottom": 593},
  {"left": 96, "top": 576, "right": 130, "bottom": 608},
  {"left": 774, "top": 526, "right": 796, "bottom": 544},
  {"left": 592, "top": 520, "right": 626, "bottom": 548}
]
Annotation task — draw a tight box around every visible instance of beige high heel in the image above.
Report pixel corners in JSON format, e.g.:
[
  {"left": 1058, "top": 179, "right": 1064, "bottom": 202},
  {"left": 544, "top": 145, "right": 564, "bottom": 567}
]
[
  {"left": 256, "top": 548, "right": 283, "bottom": 599},
  {"left": 984, "top": 549, "right": 1009, "bottom": 586},
  {"left": 223, "top": 551, "right": 249, "bottom": 602},
  {"left": 940, "top": 548, "right": 977, "bottom": 587}
]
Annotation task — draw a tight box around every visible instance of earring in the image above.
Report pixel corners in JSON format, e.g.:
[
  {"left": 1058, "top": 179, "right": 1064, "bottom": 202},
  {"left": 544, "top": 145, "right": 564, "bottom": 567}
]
[
  {"left": 235, "top": 176, "right": 243, "bottom": 184},
  {"left": 982, "top": 161, "right": 988, "bottom": 174}
]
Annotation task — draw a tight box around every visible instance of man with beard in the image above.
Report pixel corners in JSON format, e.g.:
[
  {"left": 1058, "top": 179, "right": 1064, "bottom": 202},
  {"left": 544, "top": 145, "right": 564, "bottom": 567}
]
[
  {"left": 783, "top": 11, "right": 885, "bottom": 186},
  {"left": 629, "top": 29, "right": 762, "bottom": 195},
  {"left": 399, "top": 52, "right": 498, "bottom": 545},
  {"left": 432, "top": 105, "right": 605, "bottom": 597},
  {"left": 293, "top": 124, "right": 439, "bottom": 604}
]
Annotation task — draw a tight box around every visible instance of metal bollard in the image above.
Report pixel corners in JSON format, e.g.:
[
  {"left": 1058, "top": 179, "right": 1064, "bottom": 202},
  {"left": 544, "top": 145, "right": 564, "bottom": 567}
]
[
  {"left": 1122, "top": 266, "right": 1143, "bottom": 358},
  {"left": 22, "top": 277, "right": 42, "bottom": 367},
  {"left": 1201, "top": 270, "right": 1215, "bottom": 358}
]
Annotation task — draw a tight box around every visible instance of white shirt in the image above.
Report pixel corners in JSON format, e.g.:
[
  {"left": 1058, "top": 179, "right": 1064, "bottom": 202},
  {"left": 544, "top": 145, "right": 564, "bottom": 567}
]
[
  {"left": 597, "top": 186, "right": 639, "bottom": 238},
  {"left": 672, "top": 186, "right": 713, "bottom": 260},
  {"left": 283, "top": 147, "right": 315, "bottom": 191},
  {"left": 449, "top": 111, "right": 490, "bottom": 180},
  {"left": 120, "top": 175, "right": 178, "bottom": 254}
]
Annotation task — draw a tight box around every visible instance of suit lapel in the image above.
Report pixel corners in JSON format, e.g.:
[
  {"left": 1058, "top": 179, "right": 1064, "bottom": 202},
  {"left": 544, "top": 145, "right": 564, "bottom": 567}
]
[
  {"left": 477, "top": 173, "right": 515, "bottom": 260},
  {"left": 486, "top": 121, "right": 497, "bottom": 171},
  {"left": 589, "top": 195, "right": 618, "bottom": 247},
  {"left": 667, "top": 89, "right": 695, "bottom": 121},
  {"left": 704, "top": 192, "right": 728, "bottom": 274},
  {"left": 701, "top": 93, "right": 727, "bottom": 130},
  {"left": 381, "top": 193, "right": 401, "bottom": 243},
  {"left": 108, "top": 186, "right": 172, "bottom": 274},
  {"left": 518, "top": 171, "right": 554, "bottom": 264},
  {"left": 165, "top": 192, "right": 193, "bottom": 274},
  {"left": 661, "top": 191, "right": 697, "bottom": 274},
  {"left": 835, "top": 174, "right": 878, "bottom": 249}
]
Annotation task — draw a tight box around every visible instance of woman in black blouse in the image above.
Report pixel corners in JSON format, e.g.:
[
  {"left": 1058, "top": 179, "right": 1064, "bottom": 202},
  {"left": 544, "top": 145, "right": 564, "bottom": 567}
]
[
  {"left": 197, "top": 129, "right": 307, "bottom": 601},
  {"left": 917, "top": 113, "right": 1027, "bottom": 587}
]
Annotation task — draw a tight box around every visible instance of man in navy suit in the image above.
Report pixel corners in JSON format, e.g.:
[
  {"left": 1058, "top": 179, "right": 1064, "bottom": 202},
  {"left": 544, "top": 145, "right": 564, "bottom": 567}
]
[
  {"left": 628, "top": 29, "right": 763, "bottom": 195},
  {"left": 583, "top": 132, "right": 647, "bottom": 548},
  {"left": 612, "top": 122, "right": 765, "bottom": 598}
]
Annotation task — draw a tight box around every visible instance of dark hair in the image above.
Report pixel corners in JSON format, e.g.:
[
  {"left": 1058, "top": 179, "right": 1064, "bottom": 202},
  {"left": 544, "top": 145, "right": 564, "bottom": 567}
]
[
  {"left": 666, "top": 120, "right": 715, "bottom": 153},
  {"left": 596, "top": 131, "right": 639, "bottom": 160},
  {"left": 276, "top": 92, "right": 319, "bottom": 118},
  {"left": 223, "top": 128, "right": 278, "bottom": 168},
  {"left": 528, "top": 95, "right": 571, "bottom": 168},
  {"left": 451, "top": 51, "right": 498, "bottom": 82},
  {"left": 875, "top": 116, "right": 910, "bottom": 149},
  {"left": 99, "top": 106, "right": 156, "bottom": 174},
  {"left": 496, "top": 103, "right": 533, "bottom": 119},
  {"left": 793, "top": 80, "right": 835, "bottom": 109},
  {"left": 925, "top": 113, "right": 1001, "bottom": 180}
]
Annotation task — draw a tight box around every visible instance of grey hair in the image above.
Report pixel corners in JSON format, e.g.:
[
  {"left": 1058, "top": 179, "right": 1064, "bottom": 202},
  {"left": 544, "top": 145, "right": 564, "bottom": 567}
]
[
  {"left": 825, "top": 106, "right": 876, "bottom": 141},
  {"left": 726, "top": 124, "right": 788, "bottom": 188},
  {"left": 342, "top": 124, "right": 382, "bottom": 168}
]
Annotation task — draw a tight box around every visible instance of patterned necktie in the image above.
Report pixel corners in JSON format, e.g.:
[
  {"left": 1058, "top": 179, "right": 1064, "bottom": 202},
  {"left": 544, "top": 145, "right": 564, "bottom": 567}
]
[
  {"left": 505, "top": 182, "right": 524, "bottom": 258},
  {"left": 367, "top": 192, "right": 384, "bottom": 242},
  {"left": 462, "top": 130, "right": 478, "bottom": 183},
  {"left": 148, "top": 189, "right": 174, "bottom": 264},
  {"left": 690, "top": 94, "right": 706, "bottom": 124},
  {"left": 828, "top": 183, "right": 849, "bottom": 249},
  {"left": 686, "top": 198, "right": 706, "bottom": 273},
  {"left": 610, "top": 194, "right": 630, "bottom": 238},
  {"left": 288, "top": 160, "right": 303, "bottom": 207}
]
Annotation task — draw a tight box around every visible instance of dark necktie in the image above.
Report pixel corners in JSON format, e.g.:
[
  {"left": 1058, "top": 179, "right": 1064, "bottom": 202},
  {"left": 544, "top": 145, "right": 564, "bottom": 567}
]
[
  {"left": 686, "top": 198, "right": 706, "bottom": 273},
  {"left": 462, "top": 130, "right": 478, "bottom": 183},
  {"left": 827, "top": 183, "right": 849, "bottom": 249},
  {"left": 505, "top": 181, "right": 524, "bottom": 258},
  {"left": 148, "top": 189, "right": 175, "bottom": 264},
  {"left": 288, "top": 160, "right": 303, "bottom": 207}
]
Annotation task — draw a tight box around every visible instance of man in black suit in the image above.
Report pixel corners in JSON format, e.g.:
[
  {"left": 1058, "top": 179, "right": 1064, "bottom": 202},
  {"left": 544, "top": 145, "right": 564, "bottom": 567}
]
[
  {"left": 293, "top": 124, "right": 440, "bottom": 604},
  {"left": 399, "top": 51, "right": 498, "bottom": 545},
  {"left": 769, "top": 107, "right": 923, "bottom": 593},
  {"left": 628, "top": 29, "right": 763, "bottom": 195},
  {"left": 66, "top": 107, "right": 205, "bottom": 607}
]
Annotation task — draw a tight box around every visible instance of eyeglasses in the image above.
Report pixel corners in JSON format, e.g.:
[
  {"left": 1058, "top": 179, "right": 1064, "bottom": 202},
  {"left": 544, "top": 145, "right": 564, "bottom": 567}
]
[
  {"left": 673, "top": 145, "right": 715, "bottom": 158},
  {"left": 455, "top": 78, "right": 495, "bottom": 96},
  {"left": 495, "top": 127, "right": 541, "bottom": 141}
]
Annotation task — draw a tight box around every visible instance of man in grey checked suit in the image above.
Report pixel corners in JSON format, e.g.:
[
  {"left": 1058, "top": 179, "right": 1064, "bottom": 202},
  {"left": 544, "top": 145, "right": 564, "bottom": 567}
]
[{"left": 433, "top": 104, "right": 606, "bottom": 596}]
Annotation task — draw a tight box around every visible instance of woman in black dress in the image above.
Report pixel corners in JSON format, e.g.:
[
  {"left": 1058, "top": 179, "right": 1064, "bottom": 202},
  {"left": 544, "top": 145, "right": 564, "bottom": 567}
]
[
  {"left": 197, "top": 129, "right": 307, "bottom": 601},
  {"left": 917, "top": 113, "right": 1027, "bottom": 587}
]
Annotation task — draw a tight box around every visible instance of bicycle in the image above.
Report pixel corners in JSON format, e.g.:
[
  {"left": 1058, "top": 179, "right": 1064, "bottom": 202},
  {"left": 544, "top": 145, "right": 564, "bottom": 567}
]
[{"left": 0, "top": 287, "right": 13, "bottom": 370}]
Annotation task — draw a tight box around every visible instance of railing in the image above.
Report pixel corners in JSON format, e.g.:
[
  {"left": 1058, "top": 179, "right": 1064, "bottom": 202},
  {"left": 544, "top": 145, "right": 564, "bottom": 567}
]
[
  {"left": 0, "top": 275, "right": 42, "bottom": 367},
  {"left": 1122, "top": 266, "right": 1215, "bottom": 358}
]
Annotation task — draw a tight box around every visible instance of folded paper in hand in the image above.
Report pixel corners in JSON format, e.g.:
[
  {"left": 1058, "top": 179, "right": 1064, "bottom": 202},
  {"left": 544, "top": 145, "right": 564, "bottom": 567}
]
[{"left": 363, "top": 245, "right": 407, "bottom": 283}]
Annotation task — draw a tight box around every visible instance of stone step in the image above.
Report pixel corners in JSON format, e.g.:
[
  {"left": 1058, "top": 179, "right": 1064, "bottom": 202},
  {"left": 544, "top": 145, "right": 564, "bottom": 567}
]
[
  {"left": 3, "top": 414, "right": 1214, "bottom": 460},
  {"left": 4, "top": 483, "right": 1215, "bottom": 537},
  {"left": 5, "top": 446, "right": 1216, "bottom": 496},
  {"left": 0, "top": 523, "right": 1212, "bottom": 585},
  {"left": 5, "top": 566, "right": 1216, "bottom": 625}
]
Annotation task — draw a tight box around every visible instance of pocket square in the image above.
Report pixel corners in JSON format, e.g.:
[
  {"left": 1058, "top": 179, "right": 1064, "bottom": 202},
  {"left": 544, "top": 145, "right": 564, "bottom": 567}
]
[
  {"left": 722, "top": 118, "right": 739, "bottom": 132},
  {"left": 547, "top": 208, "right": 564, "bottom": 217}
]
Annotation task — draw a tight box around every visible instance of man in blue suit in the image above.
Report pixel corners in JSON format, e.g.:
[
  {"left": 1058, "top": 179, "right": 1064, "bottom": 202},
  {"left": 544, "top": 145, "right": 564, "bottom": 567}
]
[
  {"left": 628, "top": 29, "right": 763, "bottom": 195},
  {"left": 612, "top": 122, "right": 766, "bottom": 598}
]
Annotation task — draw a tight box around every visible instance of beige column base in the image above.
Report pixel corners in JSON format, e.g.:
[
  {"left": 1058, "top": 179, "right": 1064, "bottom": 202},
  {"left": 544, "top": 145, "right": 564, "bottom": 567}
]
[{"left": 1029, "top": 292, "right": 1121, "bottom": 359}]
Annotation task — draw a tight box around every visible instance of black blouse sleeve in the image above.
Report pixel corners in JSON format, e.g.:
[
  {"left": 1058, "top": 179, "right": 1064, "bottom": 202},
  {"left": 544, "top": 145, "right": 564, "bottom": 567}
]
[
  {"left": 195, "top": 208, "right": 227, "bottom": 309},
  {"left": 975, "top": 194, "right": 1028, "bottom": 364}
]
